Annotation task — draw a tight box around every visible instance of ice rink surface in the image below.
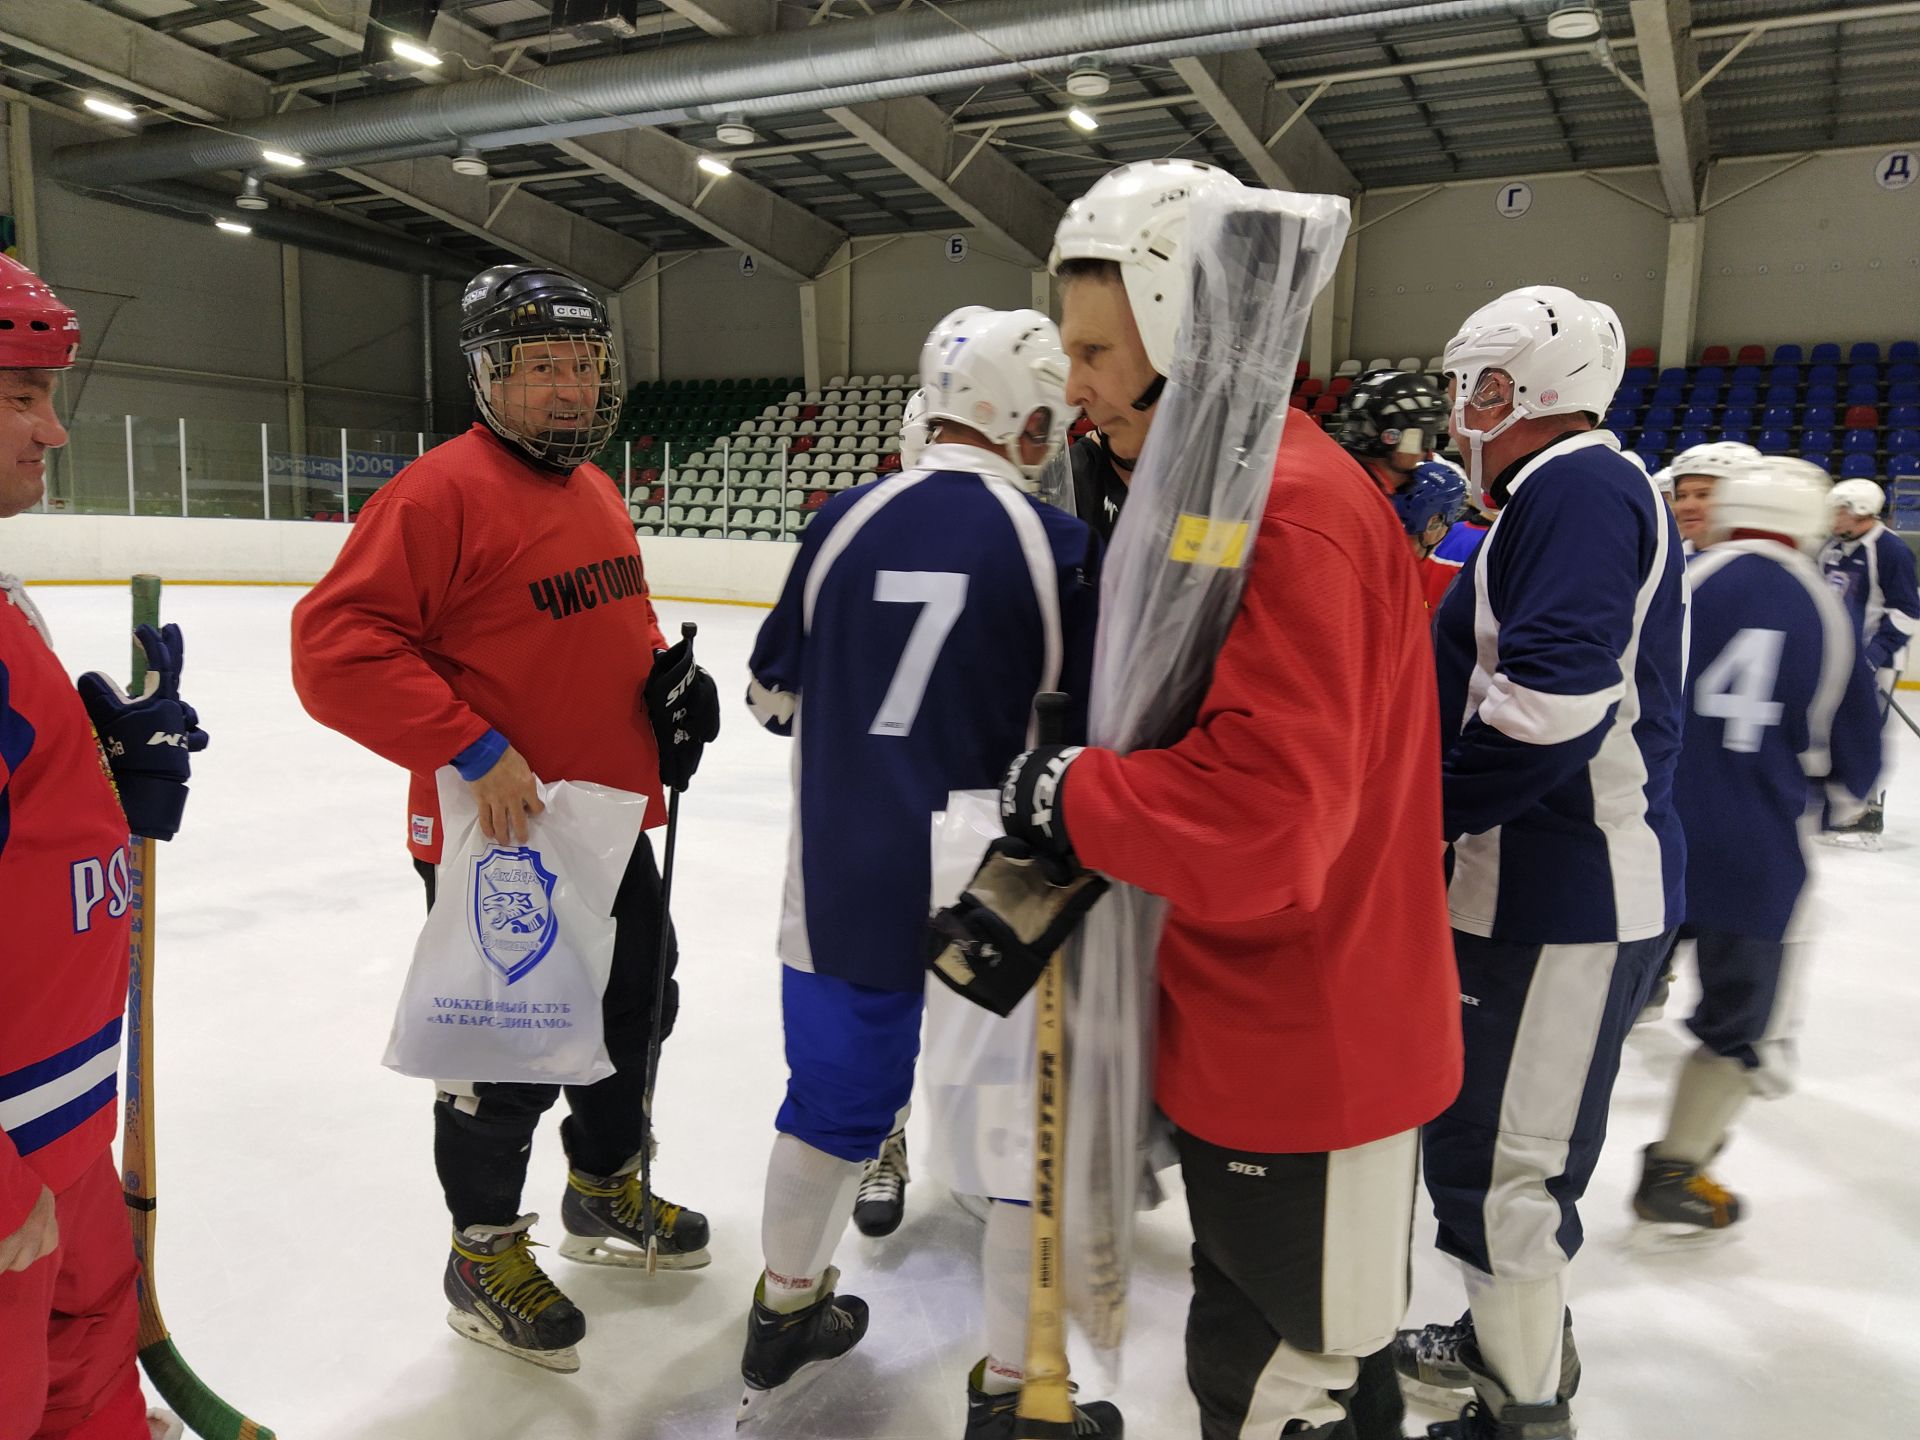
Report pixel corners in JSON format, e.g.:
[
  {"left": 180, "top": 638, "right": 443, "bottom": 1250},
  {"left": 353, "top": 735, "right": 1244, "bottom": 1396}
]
[{"left": 26, "top": 582, "right": 1920, "bottom": 1440}]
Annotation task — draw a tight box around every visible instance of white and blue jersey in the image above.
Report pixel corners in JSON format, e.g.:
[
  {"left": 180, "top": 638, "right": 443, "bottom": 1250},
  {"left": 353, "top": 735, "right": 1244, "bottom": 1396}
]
[
  {"left": 1679, "top": 541, "right": 1882, "bottom": 941},
  {"left": 1819, "top": 522, "right": 1920, "bottom": 675},
  {"left": 1434, "top": 431, "right": 1688, "bottom": 944},
  {"left": 747, "top": 443, "right": 1100, "bottom": 994}
]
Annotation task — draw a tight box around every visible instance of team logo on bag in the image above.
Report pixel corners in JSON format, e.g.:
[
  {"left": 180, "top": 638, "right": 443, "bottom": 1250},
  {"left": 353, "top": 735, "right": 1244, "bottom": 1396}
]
[{"left": 467, "top": 846, "right": 561, "bottom": 984}]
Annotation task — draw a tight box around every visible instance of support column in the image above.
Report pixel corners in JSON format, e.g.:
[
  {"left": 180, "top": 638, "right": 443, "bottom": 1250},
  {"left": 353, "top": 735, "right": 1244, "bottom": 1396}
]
[
  {"left": 619, "top": 259, "right": 662, "bottom": 384},
  {"left": 1659, "top": 216, "right": 1706, "bottom": 371},
  {"left": 5, "top": 103, "right": 39, "bottom": 271},
  {"left": 800, "top": 242, "right": 851, "bottom": 392},
  {"left": 1308, "top": 228, "right": 1359, "bottom": 379},
  {"left": 281, "top": 245, "right": 307, "bottom": 498}
]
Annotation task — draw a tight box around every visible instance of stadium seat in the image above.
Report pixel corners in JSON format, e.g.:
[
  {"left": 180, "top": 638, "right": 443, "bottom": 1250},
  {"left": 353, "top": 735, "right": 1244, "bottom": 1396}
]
[
  {"left": 1659, "top": 367, "right": 1687, "bottom": 386},
  {"left": 1894, "top": 382, "right": 1920, "bottom": 405},
  {"left": 1843, "top": 430, "right": 1878, "bottom": 455},
  {"left": 1722, "top": 407, "right": 1755, "bottom": 433},
  {"left": 1313, "top": 394, "right": 1338, "bottom": 415},
  {"left": 1627, "top": 346, "right": 1657, "bottom": 368},
  {"left": 1682, "top": 406, "right": 1714, "bottom": 428},
  {"left": 1849, "top": 343, "right": 1881, "bottom": 364},
  {"left": 1364, "top": 357, "right": 1393, "bottom": 371},
  {"left": 1736, "top": 345, "right": 1767, "bottom": 366},
  {"left": 1887, "top": 428, "right": 1920, "bottom": 456},
  {"left": 1808, "top": 364, "right": 1839, "bottom": 387},
  {"left": 1773, "top": 344, "right": 1804, "bottom": 364},
  {"left": 1396, "top": 356, "right": 1424, "bottom": 372},
  {"left": 1765, "top": 384, "right": 1798, "bottom": 408},
  {"left": 1299, "top": 377, "right": 1325, "bottom": 397},
  {"left": 1891, "top": 364, "right": 1920, "bottom": 384},
  {"left": 1846, "top": 363, "right": 1880, "bottom": 387},
  {"left": 1802, "top": 429, "right": 1834, "bottom": 456},
  {"left": 1757, "top": 429, "right": 1792, "bottom": 454},
  {"left": 1810, "top": 343, "right": 1842, "bottom": 364},
  {"left": 1336, "top": 359, "right": 1362, "bottom": 377},
  {"left": 1604, "top": 408, "right": 1638, "bottom": 433},
  {"left": 1846, "top": 384, "right": 1884, "bottom": 409},
  {"left": 1806, "top": 384, "right": 1838, "bottom": 407},
  {"left": 1799, "top": 407, "right": 1836, "bottom": 433},
  {"left": 1726, "top": 384, "right": 1759, "bottom": 407},
  {"left": 1892, "top": 341, "right": 1920, "bottom": 362},
  {"left": 1644, "top": 406, "right": 1677, "bottom": 431},
  {"left": 1844, "top": 404, "right": 1880, "bottom": 430},
  {"left": 1700, "top": 345, "right": 1731, "bottom": 366},
  {"left": 1652, "top": 384, "right": 1686, "bottom": 407},
  {"left": 1623, "top": 366, "right": 1656, "bottom": 386},
  {"left": 1675, "top": 428, "right": 1710, "bottom": 451},
  {"left": 1295, "top": 360, "right": 1310, "bottom": 379},
  {"left": 1328, "top": 376, "right": 1355, "bottom": 398},
  {"left": 1890, "top": 453, "right": 1920, "bottom": 480},
  {"left": 1890, "top": 405, "right": 1920, "bottom": 429},
  {"left": 1695, "top": 366, "right": 1725, "bottom": 387},
  {"left": 1639, "top": 430, "right": 1670, "bottom": 454},
  {"left": 1289, "top": 392, "right": 1311, "bottom": 410},
  {"left": 1687, "top": 382, "right": 1721, "bottom": 407},
  {"left": 1840, "top": 454, "right": 1877, "bottom": 479},
  {"left": 1426, "top": 356, "right": 1446, "bottom": 371}
]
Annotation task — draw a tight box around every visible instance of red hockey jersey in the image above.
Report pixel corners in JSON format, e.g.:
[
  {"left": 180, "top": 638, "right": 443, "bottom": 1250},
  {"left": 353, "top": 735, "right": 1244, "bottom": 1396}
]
[
  {"left": 292, "top": 425, "right": 667, "bottom": 863},
  {"left": 1060, "top": 418, "right": 1463, "bottom": 1154},
  {"left": 0, "top": 589, "right": 133, "bottom": 1236}
]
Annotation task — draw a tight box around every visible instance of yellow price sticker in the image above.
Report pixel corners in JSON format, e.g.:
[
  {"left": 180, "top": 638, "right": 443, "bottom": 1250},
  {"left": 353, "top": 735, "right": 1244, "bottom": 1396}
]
[{"left": 1168, "top": 513, "right": 1250, "bottom": 569}]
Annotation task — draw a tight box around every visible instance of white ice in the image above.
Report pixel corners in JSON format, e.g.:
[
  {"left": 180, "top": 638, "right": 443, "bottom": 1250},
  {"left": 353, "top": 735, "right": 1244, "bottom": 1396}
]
[{"left": 26, "top": 583, "right": 1920, "bottom": 1440}]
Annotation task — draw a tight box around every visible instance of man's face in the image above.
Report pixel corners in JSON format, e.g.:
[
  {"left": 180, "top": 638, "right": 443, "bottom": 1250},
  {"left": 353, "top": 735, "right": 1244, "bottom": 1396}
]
[
  {"left": 488, "top": 337, "right": 605, "bottom": 440},
  {"left": 1833, "top": 510, "right": 1876, "bottom": 539},
  {"left": 0, "top": 370, "right": 68, "bottom": 519},
  {"left": 1448, "top": 368, "right": 1514, "bottom": 455},
  {"left": 1060, "top": 276, "right": 1161, "bottom": 461},
  {"left": 1672, "top": 474, "right": 1716, "bottom": 543}
]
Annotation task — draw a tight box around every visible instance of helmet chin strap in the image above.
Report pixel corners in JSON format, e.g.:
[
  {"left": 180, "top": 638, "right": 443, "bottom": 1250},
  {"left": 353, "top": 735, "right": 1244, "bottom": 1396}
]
[
  {"left": 1131, "top": 374, "right": 1166, "bottom": 412},
  {"left": 1451, "top": 392, "right": 1528, "bottom": 503}
]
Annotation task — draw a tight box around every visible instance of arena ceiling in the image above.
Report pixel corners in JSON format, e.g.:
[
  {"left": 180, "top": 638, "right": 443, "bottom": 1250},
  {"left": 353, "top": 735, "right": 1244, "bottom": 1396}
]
[{"left": 0, "top": 0, "right": 1915, "bottom": 288}]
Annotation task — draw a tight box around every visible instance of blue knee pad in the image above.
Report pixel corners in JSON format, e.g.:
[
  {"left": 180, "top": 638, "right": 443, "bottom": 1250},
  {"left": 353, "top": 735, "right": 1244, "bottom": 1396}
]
[{"left": 777, "top": 967, "right": 924, "bottom": 1163}]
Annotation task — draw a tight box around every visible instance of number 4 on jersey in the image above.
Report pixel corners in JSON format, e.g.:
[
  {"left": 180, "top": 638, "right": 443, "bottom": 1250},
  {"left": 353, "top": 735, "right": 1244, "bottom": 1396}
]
[
  {"left": 869, "top": 570, "right": 969, "bottom": 737},
  {"left": 1694, "top": 627, "right": 1785, "bottom": 752}
]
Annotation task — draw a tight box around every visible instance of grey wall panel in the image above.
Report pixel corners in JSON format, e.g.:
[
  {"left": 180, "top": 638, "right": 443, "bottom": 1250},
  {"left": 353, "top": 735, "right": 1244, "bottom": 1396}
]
[
  {"left": 847, "top": 231, "right": 1032, "bottom": 377},
  {"left": 659, "top": 249, "right": 803, "bottom": 380}
]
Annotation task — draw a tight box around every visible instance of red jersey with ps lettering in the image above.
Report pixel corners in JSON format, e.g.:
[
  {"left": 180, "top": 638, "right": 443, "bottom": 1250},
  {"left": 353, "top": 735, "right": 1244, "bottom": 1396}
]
[
  {"left": 0, "top": 585, "right": 134, "bottom": 1236},
  {"left": 292, "top": 424, "right": 667, "bottom": 862}
]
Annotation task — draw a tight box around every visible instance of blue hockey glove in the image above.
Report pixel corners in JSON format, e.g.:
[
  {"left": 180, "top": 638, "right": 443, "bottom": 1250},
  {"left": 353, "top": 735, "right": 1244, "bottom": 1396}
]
[{"left": 76, "top": 623, "right": 209, "bottom": 841}]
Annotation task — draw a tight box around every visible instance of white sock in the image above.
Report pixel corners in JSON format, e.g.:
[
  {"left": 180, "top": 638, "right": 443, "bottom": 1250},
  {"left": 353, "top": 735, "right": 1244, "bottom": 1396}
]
[
  {"left": 1464, "top": 1269, "right": 1568, "bottom": 1406},
  {"left": 981, "top": 1200, "right": 1031, "bottom": 1394},
  {"left": 759, "top": 1132, "right": 861, "bottom": 1314},
  {"left": 1655, "top": 1047, "right": 1752, "bottom": 1166}
]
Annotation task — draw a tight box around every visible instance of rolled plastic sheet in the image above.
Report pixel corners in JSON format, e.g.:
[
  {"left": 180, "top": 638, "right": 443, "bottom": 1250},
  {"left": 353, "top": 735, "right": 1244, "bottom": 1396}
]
[{"left": 1061, "top": 183, "right": 1351, "bottom": 1371}]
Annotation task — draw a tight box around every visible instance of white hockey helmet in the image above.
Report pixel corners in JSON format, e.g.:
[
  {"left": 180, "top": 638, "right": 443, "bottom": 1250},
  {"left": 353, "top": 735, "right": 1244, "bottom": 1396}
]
[
  {"left": 1442, "top": 285, "right": 1625, "bottom": 492},
  {"left": 919, "top": 306, "right": 1070, "bottom": 488},
  {"left": 1829, "top": 477, "right": 1886, "bottom": 518},
  {"left": 898, "top": 386, "right": 930, "bottom": 469},
  {"left": 1708, "top": 456, "right": 1832, "bottom": 549},
  {"left": 1670, "top": 440, "right": 1761, "bottom": 483},
  {"left": 1048, "top": 158, "right": 1244, "bottom": 377},
  {"left": 1650, "top": 465, "right": 1675, "bottom": 498}
]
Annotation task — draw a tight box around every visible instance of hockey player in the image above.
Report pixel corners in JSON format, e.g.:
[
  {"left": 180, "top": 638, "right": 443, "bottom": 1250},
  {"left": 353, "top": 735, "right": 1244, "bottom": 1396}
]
[
  {"left": 0, "top": 254, "right": 204, "bottom": 1440},
  {"left": 1667, "top": 441, "right": 1760, "bottom": 554},
  {"left": 957, "top": 159, "right": 1462, "bottom": 1440},
  {"left": 1394, "top": 287, "right": 1687, "bottom": 1440},
  {"left": 1421, "top": 494, "right": 1494, "bottom": 610},
  {"left": 1634, "top": 457, "right": 1881, "bottom": 1237},
  {"left": 739, "top": 307, "right": 1112, "bottom": 1436},
  {"left": 1818, "top": 479, "right": 1919, "bottom": 845},
  {"left": 1334, "top": 370, "right": 1466, "bottom": 561},
  {"left": 292, "top": 264, "right": 720, "bottom": 1374}
]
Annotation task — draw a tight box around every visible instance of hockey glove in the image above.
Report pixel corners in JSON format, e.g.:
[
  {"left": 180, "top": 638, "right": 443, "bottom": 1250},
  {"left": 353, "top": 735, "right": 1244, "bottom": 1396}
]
[
  {"left": 999, "top": 744, "right": 1084, "bottom": 864},
  {"left": 925, "top": 837, "right": 1109, "bottom": 1017},
  {"left": 644, "top": 636, "right": 721, "bottom": 791},
  {"left": 76, "top": 623, "right": 209, "bottom": 842}
]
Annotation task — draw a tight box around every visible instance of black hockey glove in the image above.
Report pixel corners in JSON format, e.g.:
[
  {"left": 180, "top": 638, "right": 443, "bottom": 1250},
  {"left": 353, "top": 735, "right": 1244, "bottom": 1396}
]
[
  {"left": 925, "top": 836, "right": 1109, "bottom": 1017},
  {"left": 999, "top": 744, "right": 1084, "bottom": 864},
  {"left": 644, "top": 636, "right": 720, "bottom": 791},
  {"left": 76, "top": 623, "right": 209, "bottom": 842}
]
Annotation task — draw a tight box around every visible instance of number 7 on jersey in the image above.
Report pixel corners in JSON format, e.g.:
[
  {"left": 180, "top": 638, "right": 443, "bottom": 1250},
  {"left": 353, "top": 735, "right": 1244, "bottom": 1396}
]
[{"left": 869, "top": 570, "right": 969, "bottom": 737}]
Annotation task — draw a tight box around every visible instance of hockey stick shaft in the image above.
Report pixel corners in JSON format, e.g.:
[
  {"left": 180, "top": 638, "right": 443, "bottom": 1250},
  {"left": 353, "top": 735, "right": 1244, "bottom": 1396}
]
[
  {"left": 1887, "top": 691, "right": 1920, "bottom": 741},
  {"left": 120, "top": 575, "right": 275, "bottom": 1438},
  {"left": 640, "top": 621, "right": 695, "bottom": 1273},
  {"left": 1016, "top": 692, "right": 1077, "bottom": 1437}
]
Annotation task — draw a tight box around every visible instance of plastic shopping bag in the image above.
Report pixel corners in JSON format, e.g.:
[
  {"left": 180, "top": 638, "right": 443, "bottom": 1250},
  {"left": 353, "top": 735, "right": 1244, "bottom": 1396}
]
[
  {"left": 919, "top": 789, "right": 1037, "bottom": 1203},
  {"left": 384, "top": 768, "right": 646, "bottom": 1086}
]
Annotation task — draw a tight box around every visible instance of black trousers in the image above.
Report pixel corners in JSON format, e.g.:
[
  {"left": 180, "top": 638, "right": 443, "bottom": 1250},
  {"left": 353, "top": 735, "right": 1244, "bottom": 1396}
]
[
  {"left": 416, "top": 835, "right": 679, "bottom": 1232},
  {"left": 1177, "top": 1127, "right": 1418, "bottom": 1440}
]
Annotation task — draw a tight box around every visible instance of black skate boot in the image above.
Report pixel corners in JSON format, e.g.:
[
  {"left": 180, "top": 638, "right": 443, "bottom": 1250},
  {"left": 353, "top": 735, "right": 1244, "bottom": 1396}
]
[
  {"left": 559, "top": 1157, "right": 711, "bottom": 1269},
  {"left": 1819, "top": 797, "right": 1884, "bottom": 850},
  {"left": 853, "top": 1129, "right": 909, "bottom": 1238},
  {"left": 963, "top": 1358, "right": 1124, "bottom": 1437},
  {"left": 1393, "top": 1312, "right": 1579, "bottom": 1409},
  {"left": 1426, "top": 1345, "right": 1572, "bottom": 1440},
  {"left": 737, "top": 1265, "right": 869, "bottom": 1428},
  {"left": 444, "top": 1215, "right": 586, "bottom": 1372},
  {"left": 1632, "top": 1146, "right": 1742, "bottom": 1241}
]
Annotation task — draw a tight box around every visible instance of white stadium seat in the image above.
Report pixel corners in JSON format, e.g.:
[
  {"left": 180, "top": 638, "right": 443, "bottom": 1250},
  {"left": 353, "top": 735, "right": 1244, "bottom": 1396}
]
[
  {"left": 1336, "top": 359, "right": 1362, "bottom": 377},
  {"left": 1395, "top": 356, "right": 1423, "bottom": 372},
  {"left": 1365, "top": 357, "right": 1392, "bottom": 371}
]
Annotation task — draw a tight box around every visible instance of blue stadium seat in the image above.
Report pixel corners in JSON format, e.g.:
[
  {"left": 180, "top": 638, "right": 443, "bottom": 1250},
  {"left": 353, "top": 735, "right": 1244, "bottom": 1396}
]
[
  {"left": 1658, "top": 367, "right": 1688, "bottom": 386},
  {"left": 1891, "top": 341, "right": 1919, "bottom": 362},
  {"left": 1638, "top": 429, "right": 1670, "bottom": 454},
  {"left": 1731, "top": 365, "right": 1762, "bottom": 386},
  {"left": 1652, "top": 385, "right": 1686, "bottom": 407},
  {"left": 1800, "top": 451, "right": 1834, "bottom": 471},
  {"left": 1720, "top": 426, "right": 1752, "bottom": 446},
  {"left": 1688, "top": 381, "right": 1722, "bottom": 405},
  {"left": 1683, "top": 405, "right": 1715, "bottom": 428},
  {"left": 1623, "top": 366, "right": 1656, "bottom": 386},
  {"left": 1694, "top": 366, "right": 1725, "bottom": 388},
  {"left": 1767, "top": 362, "right": 1800, "bottom": 386},
  {"left": 1843, "top": 429, "right": 1878, "bottom": 455},
  {"left": 1774, "top": 343, "right": 1805, "bottom": 364},
  {"left": 1637, "top": 452, "right": 1665, "bottom": 474},
  {"left": 1722, "top": 407, "right": 1755, "bottom": 433},
  {"left": 1675, "top": 428, "right": 1710, "bottom": 450},
  {"left": 1800, "top": 407, "right": 1837, "bottom": 432},
  {"left": 1890, "top": 405, "right": 1920, "bottom": 429},
  {"left": 1888, "top": 428, "right": 1920, "bottom": 455},
  {"left": 1613, "top": 385, "right": 1648, "bottom": 409},
  {"left": 1849, "top": 342, "right": 1881, "bottom": 363},
  {"left": 1801, "top": 429, "right": 1834, "bottom": 455},
  {"left": 1808, "top": 363, "right": 1839, "bottom": 386},
  {"left": 1604, "top": 408, "right": 1638, "bottom": 433},
  {"left": 1890, "top": 452, "right": 1920, "bottom": 480},
  {"left": 1763, "top": 405, "right": 1796, "bottom": 429},
  {"left": 1757, "top": 429, "right": 1792, "bottom": 454},
  {"left": 1894, "top": 382, "right": 1920, "bottom": 405},
  {"left": 1810, "top": 343, "right": 1842, "bottom": 364},
  {"left": 1845, "top": 383, "right": 1880, "bottom": 407},
  {"left": 1726, "top": 384, "right": 1759, "bottom": 408},
  {"left": 1846, "top": 363, "right": 1880, "bottom": 386},
  {"left": 1806, "top": 383, "right": 1839, "bottom": 407},
  {"left": 1644, "top": 406, "right": 1677, "bottom": 431},
  {"left": 1840, "top": 454, "right": 1877, "bottom": 478},
  {"left": 1889, "top": 363, "right": 1919, "bottom": 384},
  {"left": 1765, "top": 384, "right": 1798, "bottom": 406}
]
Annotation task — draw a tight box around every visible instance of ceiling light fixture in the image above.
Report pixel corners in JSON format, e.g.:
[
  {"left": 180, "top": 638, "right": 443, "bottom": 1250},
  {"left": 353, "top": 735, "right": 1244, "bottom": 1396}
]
[
  {"left": 83, "top": 95, "right": 138, "bottom": 123},
  {"left": 260, "top": 148, "right": 304, "bottom": 168},
  {"left": 716, "top": 115, "right": 757, "bottom": 147},
  {"left": 451, "top": 147, "right": 490, "bottom": 177},
  {"left": 1067, "top": 106, "right": 1100, "bottom": 133},
  {"left": 1545, "top": 5, "right": 1602, "bottom": 40},
  {"left": 1066, "top": 58, "right": 1111, "bottom": 99},
  {"left": 696, "top": 154, "right": 733, "bottom": 178},
  {"left": 214, "top": 219, "right": 254, "bottom": 236},
  {"left": 235, "top": 176, "right": 269, "bottom": 211},
  {"left": 389, "top": 37, "right": 443, "bottom": 68}
]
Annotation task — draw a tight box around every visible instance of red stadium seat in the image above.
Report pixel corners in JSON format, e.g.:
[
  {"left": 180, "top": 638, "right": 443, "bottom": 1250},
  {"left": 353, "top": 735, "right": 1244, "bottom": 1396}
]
[
  {"left": 1289, "top": 392, "right": 1311, "bottom": 410},
  {"left": 1844, "top": 405, "right": 1881, "bottom": 430},
  {"left": 1328, "top": 376, "right": 1353, "bottom": 398},
  {"left": 1296, "top": 359, "right": 1310, "bottom": 378},
  {"left": 800, "top": 404, "right": 821, "bottom": 421},
  {"left": 1627, "top": 346, "right": 1656, "bottom": 367},
  {"left": 791, "top": 435, "right": 815, "bottom": 453},
  {"left": 1299, "top": 377, "right": 1325, "bottom": 398},
  {"left": 1699, "top": 345, "right": 1731, "bottom": 366},
  {"left": 1312, "top": 394, "right": 1338, "bottom": 415},
  {"left": 1736, "top": 345, "right": 1767, "bottom": 366}
]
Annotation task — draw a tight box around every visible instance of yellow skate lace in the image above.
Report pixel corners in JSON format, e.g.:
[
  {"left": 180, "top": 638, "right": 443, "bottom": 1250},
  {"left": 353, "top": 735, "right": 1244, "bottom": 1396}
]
[
  {"left": 453, "top": 1232, "right": 568, "bottom": 1320},
  {"left": 571, "top": 1172, "right": 682, "bottom": 1234},
  {"left": 1683, "top": 1172, "right": 1735, "bottom": 1220}
]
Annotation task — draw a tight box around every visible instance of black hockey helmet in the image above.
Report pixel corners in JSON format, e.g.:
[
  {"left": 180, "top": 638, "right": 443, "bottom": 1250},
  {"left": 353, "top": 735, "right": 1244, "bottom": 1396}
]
[
  {"left": 1338, "top": 370, "right": 1450, "bottom": 465},
  {"left": 460, "top": 264, "right": 622, "bottom": 472}
]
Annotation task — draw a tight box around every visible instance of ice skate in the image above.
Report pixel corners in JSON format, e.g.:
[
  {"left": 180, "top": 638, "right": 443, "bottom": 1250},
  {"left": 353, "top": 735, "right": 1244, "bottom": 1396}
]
[
  {"left": 444, "top": 1214, "right": 585, "bottom": 1372},
  {"left": 558, "top": 1156, "right": 711, "bottom": 1269},
  {"left": 853, "top": 1128, "right": 909, "bottom": 1237},
  {"left": 1394, "top": 1312, "right": 1579, "bottom": 1409},
  {"left": 737, "top": 1265, "right": 869, "bottom": 1428},
  {"left": 1818, "top": 800, "right": 1883, "bottom": 851},
  {"left": 964, "top": 1358, "right": 1124, "bottom": 1437},
  {"left": 1632, "top": 1146, "right": 1742, "bottom": 1245},
  {"left": 1425, "top": 1346, "right": 1574, "bottom": 1440}
]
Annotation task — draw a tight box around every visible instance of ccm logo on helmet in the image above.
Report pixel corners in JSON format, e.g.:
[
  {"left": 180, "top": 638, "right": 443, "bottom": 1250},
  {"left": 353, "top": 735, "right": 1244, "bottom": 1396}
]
[{"left": 551, "top": 303, "right": 594, "bottom": 320}]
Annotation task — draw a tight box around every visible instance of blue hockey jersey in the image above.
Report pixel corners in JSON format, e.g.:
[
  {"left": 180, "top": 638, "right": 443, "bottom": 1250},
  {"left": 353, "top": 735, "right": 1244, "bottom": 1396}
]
[
  {"left": 1819, "top": 522, "right": 1920, "bottom": 673},
  {"left": 747, "top": 443, "right": 1100, "bottom": 992},
  {"left": 1434, "top": 431, "right": 1688, "bottom": 944},
  {"left": 1678, "top": 540, "right": 1882, "bottom": 941}
]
